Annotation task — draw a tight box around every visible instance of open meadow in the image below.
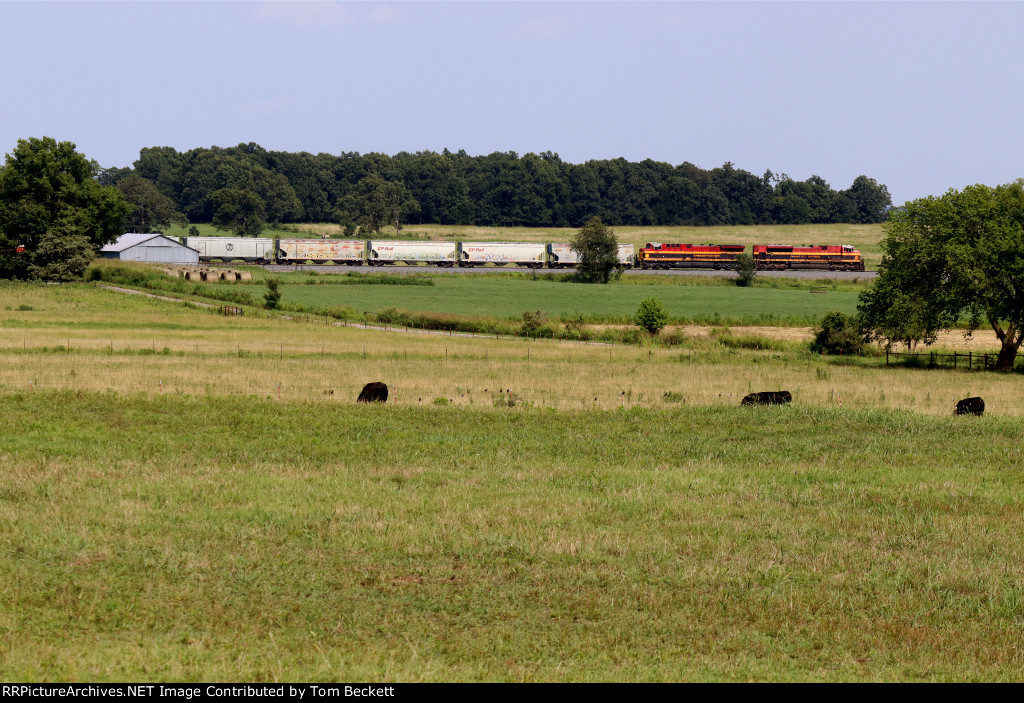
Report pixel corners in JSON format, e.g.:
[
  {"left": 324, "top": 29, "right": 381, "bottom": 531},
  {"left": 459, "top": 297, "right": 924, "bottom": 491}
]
[{"left": 2, "top": 281, "right": 1024, "bottom": 681}]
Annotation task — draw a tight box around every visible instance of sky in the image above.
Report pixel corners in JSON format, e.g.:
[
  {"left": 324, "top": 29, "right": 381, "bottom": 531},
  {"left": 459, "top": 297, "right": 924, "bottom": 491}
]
[{"left": 1, "top": 0, "right": 1022, "bottom": 206}]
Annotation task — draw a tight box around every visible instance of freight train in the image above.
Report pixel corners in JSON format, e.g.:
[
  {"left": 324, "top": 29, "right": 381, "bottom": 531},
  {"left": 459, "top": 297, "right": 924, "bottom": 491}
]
[{"left": 180, "top": 236, "right": 864, "bottom": 271}]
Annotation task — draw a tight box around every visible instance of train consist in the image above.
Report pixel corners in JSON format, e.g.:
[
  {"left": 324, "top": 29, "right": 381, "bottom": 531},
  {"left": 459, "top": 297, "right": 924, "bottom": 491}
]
[{"left": 181, "top": 236, "right": 864, "bottom": 271}]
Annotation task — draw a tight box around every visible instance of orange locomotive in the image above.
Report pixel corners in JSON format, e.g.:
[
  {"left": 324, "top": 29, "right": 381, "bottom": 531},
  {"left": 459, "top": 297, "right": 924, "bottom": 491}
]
[
  {"left": 751, "top": 244, "right": 865, "bottom": 271},
  {"left": 636, "top": 242, "right": 864, "bottom": 271},
  {"left": 635, "top": 242, "right": 745, "bottom": 270}
]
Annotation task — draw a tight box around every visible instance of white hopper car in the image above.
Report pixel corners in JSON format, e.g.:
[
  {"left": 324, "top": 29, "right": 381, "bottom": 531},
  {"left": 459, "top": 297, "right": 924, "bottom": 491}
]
[
  {"left": 368, "top": 241, "right": 459, "bottom": 266},
  {"left": 185, "top": 237, "right": 275, "bottom": 263},
  {"left": 548, "top": 243, "right": 635, "bottom": 268},
  {"left": 460, "top": 242, "right": 547, "bottom": 268}
]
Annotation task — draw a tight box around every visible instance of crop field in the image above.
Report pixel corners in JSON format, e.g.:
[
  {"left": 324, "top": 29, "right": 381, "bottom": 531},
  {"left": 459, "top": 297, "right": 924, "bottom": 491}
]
[
  {"left": 207, "top": 275, "right": 862, "bottom": 325},
  {"left": 3, "top": 282, "right": 1024, "bottom": 681}
]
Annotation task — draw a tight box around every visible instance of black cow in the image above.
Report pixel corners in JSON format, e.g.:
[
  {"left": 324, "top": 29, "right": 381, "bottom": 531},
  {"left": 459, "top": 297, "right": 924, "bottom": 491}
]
[
  {"left": 357, "top": 382, "right": 389, "bottom": 403},
  {"left": 954, "top": 396, "right": 984, "bottom": 416},
  {"left": 741, "top": 391, "right": 792, "bottom": 406}
]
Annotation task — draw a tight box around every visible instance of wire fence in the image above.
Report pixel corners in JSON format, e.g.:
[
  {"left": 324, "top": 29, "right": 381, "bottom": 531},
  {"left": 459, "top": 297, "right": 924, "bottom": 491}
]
[{"left": 885, "top": 349, "right": 1003, "bottom": 372}]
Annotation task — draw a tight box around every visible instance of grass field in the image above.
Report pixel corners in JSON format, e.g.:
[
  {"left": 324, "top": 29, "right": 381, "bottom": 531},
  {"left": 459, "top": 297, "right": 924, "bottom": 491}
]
[
  {"left": 3, "top": 393, "right": 1024, "bottom": 681},
  {"left": 0, "top": 283, "right": 1019, "bottom": 414},
  {"left": 208, "top": 275, "right": 862, "bottom": 325},
  {"left": 3, "top": 282, "right": 1024, "bottom": 681}
]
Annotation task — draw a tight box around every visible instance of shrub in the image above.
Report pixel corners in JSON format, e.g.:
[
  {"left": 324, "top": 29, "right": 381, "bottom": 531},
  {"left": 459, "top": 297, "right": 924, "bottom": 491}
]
[
  {"left": 521, "top": 310, "right": 546, "bottom": 335},
  {"left": 734, "top": 253, "right": 756, "bottom": 287},
  {"left": 263, "top": 278, "right": 282, "bottom": 310},
  {"left": 634, "top": 297, "right": 669, "bottom": 335},
  {"left": 810, "top": 311, "right": 864, "bottom": 355}
]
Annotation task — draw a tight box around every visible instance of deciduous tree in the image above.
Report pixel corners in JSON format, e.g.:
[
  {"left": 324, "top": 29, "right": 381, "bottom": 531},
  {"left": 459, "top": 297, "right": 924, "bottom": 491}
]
[
  {"left": 571, "top": 216, "right": 619, "bottom": 283},
  {"left": 116, "top": 173, "right": 188, "bottom": 233},
  {"left": 211, "top": 188, "right": 266, "bottom": 237},
  {"left": 634, "top": 297, "right": 669, "bottom": 335},
  {"left": 0, "top": 137, "right": 130, "bottom": 279},
  {"left": 340, "top": 173, "right": 419, "bottom": 235},
  {"left": 858, "top": 180, "right": 1024, "bottom": 370}
]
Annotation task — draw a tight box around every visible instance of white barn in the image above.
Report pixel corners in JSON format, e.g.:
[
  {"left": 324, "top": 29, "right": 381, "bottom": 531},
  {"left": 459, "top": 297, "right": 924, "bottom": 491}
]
[{"left": 101, "top": 233, "right": 199, "bottom": 265}]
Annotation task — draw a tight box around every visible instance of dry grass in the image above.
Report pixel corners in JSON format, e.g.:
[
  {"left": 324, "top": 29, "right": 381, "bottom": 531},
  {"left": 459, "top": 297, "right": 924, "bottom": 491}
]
[
  {"left": 676, "top": 325, "right": 1006, "bottom": 352},
  {"left": 1, "top": 284, "right": 1020, "bottom": 416}
]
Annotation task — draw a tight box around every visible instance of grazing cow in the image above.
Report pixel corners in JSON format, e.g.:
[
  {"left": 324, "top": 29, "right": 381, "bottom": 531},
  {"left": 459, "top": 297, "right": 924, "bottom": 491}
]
[
  {"left": 741, "top": 391, "right": 792, "bottom": 406},
  {"left": 357, "top": 382, "right": 389, "bottom": 403},
  {"left": 954, "top": 396, "right": 984, "bottom": 416}
]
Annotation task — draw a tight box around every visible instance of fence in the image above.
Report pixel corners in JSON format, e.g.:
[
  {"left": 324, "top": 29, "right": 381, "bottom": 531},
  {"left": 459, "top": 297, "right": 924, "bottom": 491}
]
[{"left": 885, "top": 349, "right": 999, "bottom": 371}]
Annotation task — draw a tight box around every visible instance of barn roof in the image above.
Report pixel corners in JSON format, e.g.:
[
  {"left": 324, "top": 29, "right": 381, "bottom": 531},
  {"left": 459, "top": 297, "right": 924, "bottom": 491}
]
[{"left": 101, "top": 233, "right": 195, "bottom": 253}]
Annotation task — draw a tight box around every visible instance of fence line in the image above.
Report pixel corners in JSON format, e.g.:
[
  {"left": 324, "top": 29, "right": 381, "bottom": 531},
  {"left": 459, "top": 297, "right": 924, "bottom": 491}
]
[{"left": 885, "top": 349, "right": 998, "bottom": 371}]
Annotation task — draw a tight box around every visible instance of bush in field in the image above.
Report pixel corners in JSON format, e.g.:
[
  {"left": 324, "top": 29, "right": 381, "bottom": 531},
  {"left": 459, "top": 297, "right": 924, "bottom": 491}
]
[
  {"left": 734, "top": 253, "right": 757, "bottom": 287},
  {"left": 634, "top": 297, "right": 669, "bottom": 335},
  {"left": 810, "top": 311, "right": 864, "bottom": 355},
  {"left": 263, "top": 277, "right": 282, "bottom": 310},
  {"left": 521, "top": 310, "right": 545, "bottom": 335}
]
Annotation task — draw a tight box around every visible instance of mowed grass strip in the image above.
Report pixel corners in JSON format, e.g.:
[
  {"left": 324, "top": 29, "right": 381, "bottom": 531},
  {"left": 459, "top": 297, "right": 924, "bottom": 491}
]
[
  {"left": 1, "top": 392, "right": 1023, "bottom": 681},
  {"left": 212, "top": 276, "right": 861, "bottom": 323}
]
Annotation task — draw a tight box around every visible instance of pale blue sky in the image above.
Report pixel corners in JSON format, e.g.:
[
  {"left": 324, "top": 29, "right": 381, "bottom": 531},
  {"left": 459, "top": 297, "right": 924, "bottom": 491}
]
[{"left": 2, "top": 1, "right": 1022, "bottom": 205}]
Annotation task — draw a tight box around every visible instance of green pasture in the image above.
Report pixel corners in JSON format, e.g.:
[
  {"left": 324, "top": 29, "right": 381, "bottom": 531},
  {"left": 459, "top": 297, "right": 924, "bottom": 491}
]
[
  {"left": 214, "top": 275, "right": 860, "bottom": 325},
  {"left": 2, "top": 393, "right": 1024, "bottom": 681}
]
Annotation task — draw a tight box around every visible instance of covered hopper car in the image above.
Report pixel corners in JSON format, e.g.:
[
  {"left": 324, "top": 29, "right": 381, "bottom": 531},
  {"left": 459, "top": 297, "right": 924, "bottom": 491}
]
[
  {"left": 277, "top": 239, "right": 367, "bottom": 265},
  {"left": 548, "top": 243, "right": 635, "bottom": 268},
  {"left": 185, "top": 237, "right": 275, "bottom": 263},
  {"left": 368, "top": 241, "right": 459, "bottom": 266},
  {"left": 460, "top": 242, "right": 548, "bottom": 268}
]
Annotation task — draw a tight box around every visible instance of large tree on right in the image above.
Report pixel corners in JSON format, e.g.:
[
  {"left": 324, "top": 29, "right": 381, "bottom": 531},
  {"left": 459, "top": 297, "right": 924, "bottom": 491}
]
[{"left": 858, "top": 180, "right": 1024, "bottom": 371}]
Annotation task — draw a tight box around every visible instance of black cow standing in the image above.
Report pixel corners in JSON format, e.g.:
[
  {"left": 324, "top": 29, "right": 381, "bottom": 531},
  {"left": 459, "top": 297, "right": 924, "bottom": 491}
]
[
  {"left": 357, "top": 382, "right": 389, "bottom": 403},
  {"left": 954, "top": 397, "right": 984, "bottom": 416},
  {"left": 741, "top": 391, "right": 792, "bottom": 406}
]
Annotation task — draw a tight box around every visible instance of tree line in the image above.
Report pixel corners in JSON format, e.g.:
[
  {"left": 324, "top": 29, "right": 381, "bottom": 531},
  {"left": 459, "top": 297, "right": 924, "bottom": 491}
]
[{"left": 98, "top": 142, "right": 893, "bottom": 235}]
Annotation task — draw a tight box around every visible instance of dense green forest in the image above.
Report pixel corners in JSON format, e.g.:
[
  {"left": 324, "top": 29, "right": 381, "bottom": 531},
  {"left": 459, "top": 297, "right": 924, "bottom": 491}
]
[{"left": 99, "top": 143, "right": 892, "bottom": 234}]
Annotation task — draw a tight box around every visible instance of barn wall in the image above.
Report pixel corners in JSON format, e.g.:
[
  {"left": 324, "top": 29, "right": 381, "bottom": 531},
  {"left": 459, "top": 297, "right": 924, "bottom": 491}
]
[{"left": 120, "top": 242, "right": 199, "bottom": 265}]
